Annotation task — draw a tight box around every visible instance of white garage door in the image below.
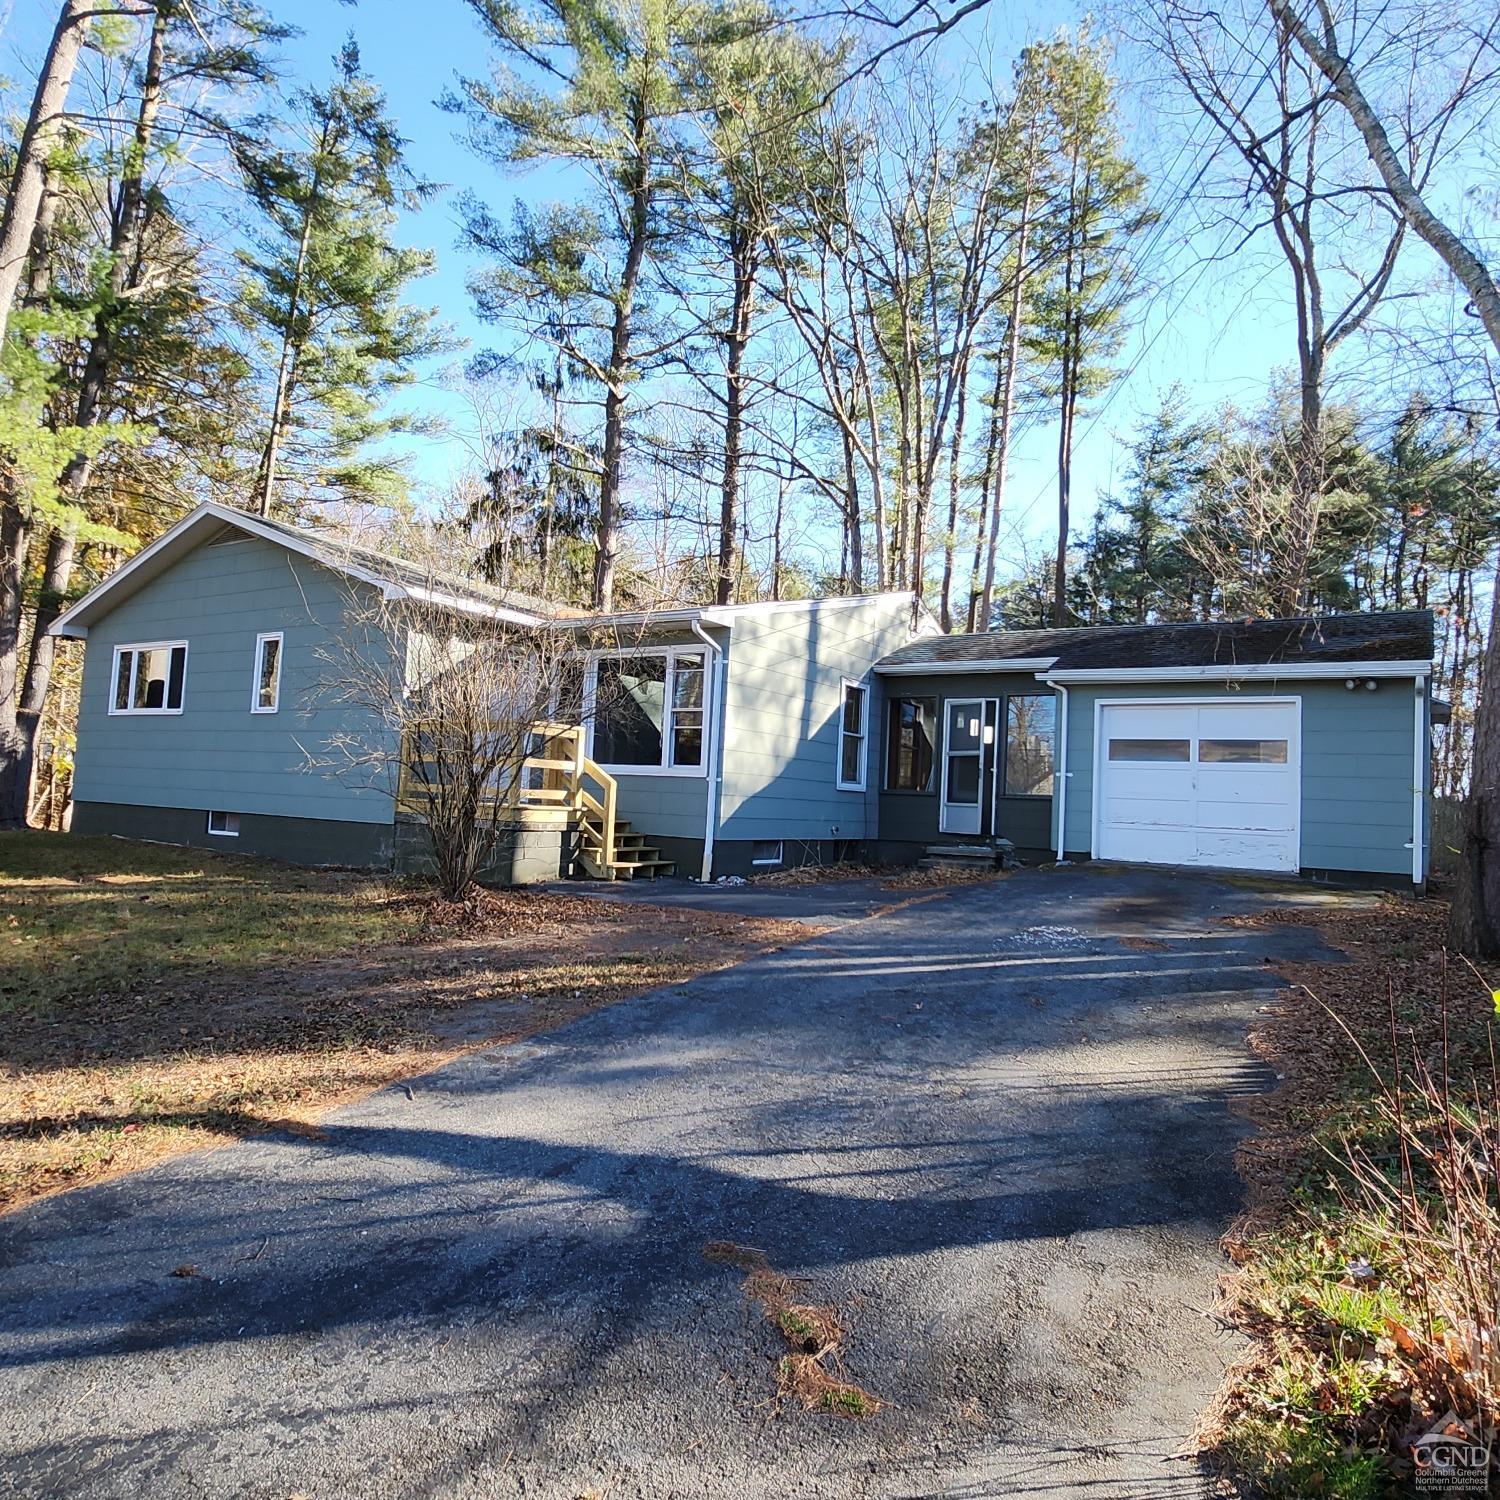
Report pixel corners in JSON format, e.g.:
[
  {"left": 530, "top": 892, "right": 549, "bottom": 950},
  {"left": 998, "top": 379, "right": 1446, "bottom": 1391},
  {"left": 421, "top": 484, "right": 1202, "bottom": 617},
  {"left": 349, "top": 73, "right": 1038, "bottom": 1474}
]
[{"left": 1096, "top": 700, "right": 1300, "bottom": 873}]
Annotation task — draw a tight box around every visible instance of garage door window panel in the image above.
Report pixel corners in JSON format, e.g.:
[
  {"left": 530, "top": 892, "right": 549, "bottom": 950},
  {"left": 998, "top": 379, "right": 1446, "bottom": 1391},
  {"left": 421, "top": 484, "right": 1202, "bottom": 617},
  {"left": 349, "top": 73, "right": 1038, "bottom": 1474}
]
[
  {"left": 1199, "top": 738, "right": 1288, "bottom": 764},
  {"left": 1108, "top": 738, "right": 1190, "bottom": 762}
]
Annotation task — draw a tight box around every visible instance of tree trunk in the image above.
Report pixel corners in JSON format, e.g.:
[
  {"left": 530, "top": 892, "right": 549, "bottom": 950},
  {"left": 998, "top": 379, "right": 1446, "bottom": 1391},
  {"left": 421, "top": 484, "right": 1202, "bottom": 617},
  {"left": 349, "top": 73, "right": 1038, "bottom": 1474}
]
[
  {"left": 716, "top": 227, "right": 755, "bottom": 607},
  {"left": 1452, "top": 563, "right": 1500, "bottom": 953},
  {"left": 1, "top": 6, "right": 169, "bottom": 829},
  {"left": 593, "top": 93, "right": 652, "bottom": 612},
  {"left": 1053, "top": 311, "right": 1078, "bottom": 627},
  {"left": 938, "top": 355, "right": 969, "bottom": 633},
  {"left": 840, "top": 426, "right": 863, "bottom": 593},
  {"left": 255, "top": 137, "right": 328, "bottom": 517},
  {"left": 0, "top": 0, "right": 92, "bottom": 349},
  {"left": 979, "top": 183, "right": 1033, "bottom": 631}
]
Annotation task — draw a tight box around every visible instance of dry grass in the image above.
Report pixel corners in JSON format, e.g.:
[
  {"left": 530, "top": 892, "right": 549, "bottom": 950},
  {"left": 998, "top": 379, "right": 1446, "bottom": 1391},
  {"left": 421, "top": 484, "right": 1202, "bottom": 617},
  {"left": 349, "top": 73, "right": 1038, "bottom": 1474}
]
[
  {"left": 1205, "top": 895, "right": 1500, "bottom": 1498},
  {"left": 704, "top": 1240, "right": 883, "bottom": 1418},
  {"left": 2, "top": 831, "right": 813, "bottom": 1213}
]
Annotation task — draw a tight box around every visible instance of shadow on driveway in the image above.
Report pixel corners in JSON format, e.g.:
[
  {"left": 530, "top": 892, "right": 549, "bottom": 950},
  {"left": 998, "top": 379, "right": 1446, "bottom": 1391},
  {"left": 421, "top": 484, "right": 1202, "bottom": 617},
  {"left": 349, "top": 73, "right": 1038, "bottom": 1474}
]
[{"left": 0, "top": 865, "right": 1347, "bottom": 1499}]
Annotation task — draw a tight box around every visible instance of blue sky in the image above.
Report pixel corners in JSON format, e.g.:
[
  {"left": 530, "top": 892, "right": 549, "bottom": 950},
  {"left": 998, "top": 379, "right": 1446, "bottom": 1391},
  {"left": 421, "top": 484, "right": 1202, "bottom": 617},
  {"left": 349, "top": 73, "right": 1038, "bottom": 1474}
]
[{"left": 2, "top": 0, "right": 1324, "bottom": 571}]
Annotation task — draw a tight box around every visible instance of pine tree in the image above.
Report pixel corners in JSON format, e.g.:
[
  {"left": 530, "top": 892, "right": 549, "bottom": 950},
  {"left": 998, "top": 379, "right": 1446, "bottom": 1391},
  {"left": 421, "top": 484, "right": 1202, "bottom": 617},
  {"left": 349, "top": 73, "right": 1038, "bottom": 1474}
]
[
  {"left": 680, "top": 0, "right": 833, "bottom": 604},
  {"left": 449, "top": 0, "right": 702, "bottom": 609},
  {"left": 1024, "top": 31, "right": 1151, "bottom": 626},
  {"left": 238, "top": 37, "right": 443, "bottom": 517}
]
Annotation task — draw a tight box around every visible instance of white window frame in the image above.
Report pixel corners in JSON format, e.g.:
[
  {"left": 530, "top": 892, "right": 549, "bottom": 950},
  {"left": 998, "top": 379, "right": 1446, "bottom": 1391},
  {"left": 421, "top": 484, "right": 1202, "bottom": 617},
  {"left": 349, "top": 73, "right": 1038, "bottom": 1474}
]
[
  {"left": 836, "top": 677, "right": 869, "bottom": 791},
  {"left": 751, "top": 839, "right": 784, "bottom": 867},
  {"left": 107, "top": 640, "right": 188, "bottom": 716},
  {"left": 251, "top": 631, "right": 283, "bottom": 714},
  {"left": 583, "top": 647, "right": 711, "bottom": 777},
  {"left": 207, "top": 810, "right": 240, "bottom": 837}
]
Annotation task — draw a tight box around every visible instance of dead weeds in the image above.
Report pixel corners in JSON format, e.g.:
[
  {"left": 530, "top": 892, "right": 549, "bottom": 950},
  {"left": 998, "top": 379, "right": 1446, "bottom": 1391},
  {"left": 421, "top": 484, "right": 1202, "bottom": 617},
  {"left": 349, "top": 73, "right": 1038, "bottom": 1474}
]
[
  {"left": 748, "top": 858, "right": 1009, "bottom": 891},
  {"left": 703, "top": 1240, "right": 883, "bottom": 1418},
  {"left": 1203, "top": 892, "right": 1500, "bottom": 1497}
]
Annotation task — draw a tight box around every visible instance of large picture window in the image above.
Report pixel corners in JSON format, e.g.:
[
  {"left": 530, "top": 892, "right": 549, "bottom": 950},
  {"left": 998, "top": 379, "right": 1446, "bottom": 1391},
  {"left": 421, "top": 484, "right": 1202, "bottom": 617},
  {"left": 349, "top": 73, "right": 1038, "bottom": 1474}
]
[
  {"left": 1004, "top": 694, "right": 1056, "bottom": 796},
  {"left": 591, "top": 651, "right": 706, "bottom": 770},
  {"left": 886, "top": 696, "right": 936, "bottom": 791},
  {"left": 110, "top": 642, "right": 187, "bottom": 715}
]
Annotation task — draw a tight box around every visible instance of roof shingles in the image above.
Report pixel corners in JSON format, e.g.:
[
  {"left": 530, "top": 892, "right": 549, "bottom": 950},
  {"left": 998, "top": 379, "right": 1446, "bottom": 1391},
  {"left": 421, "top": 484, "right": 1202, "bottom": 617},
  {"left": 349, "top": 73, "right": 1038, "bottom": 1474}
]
[{"left": 876, "top": 611, "right": 1434, "bottom": 672}]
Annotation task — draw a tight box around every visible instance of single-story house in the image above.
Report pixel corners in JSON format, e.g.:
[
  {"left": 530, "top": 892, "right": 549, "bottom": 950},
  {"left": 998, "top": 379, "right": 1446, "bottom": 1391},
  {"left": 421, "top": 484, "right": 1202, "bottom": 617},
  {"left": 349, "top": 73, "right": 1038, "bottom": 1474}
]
[{"left": 49, "top": 501, "right": 1436, "bottom": 888}]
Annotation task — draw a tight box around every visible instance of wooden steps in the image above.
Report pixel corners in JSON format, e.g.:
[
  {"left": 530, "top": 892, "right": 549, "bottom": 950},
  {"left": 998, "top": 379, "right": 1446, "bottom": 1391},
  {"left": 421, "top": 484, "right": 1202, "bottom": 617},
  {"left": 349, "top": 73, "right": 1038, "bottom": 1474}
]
[
  {"left": 918, "top": 839, "right": 1017, "bottom": 873},
  {"left": 574, "top": 816, "right": 675, "bottom": 882}
]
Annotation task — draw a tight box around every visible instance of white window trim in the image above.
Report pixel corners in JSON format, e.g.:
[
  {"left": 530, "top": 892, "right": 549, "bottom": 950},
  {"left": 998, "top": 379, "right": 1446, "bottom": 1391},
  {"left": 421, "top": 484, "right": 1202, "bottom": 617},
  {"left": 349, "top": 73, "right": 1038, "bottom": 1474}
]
[
  {"left": 582, "top": 647, "right": 711, "bottom": 777},
  {"left": 107, "top": 640, "right": 188, "bottom": 716},
  {"left": 251, "top": 631, "right": 283, "bottom": 714},
  {"left": 751, "top": 840, "right": 784, "bottom": 867},
  {"left": 836, "top": 677, "right": 869, "bottom": 791},
  {"left": 207, "top": 810, "right": 240, "bottom": 837}
]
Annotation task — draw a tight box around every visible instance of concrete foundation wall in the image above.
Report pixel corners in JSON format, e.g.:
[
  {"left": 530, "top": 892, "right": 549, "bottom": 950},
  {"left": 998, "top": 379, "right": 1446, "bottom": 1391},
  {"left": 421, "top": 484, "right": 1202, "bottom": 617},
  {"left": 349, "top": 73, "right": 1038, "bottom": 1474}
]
[
  {"left": 72, "top": 800, "right": 395, "bottom": 868},
  {"left": 393, "top": 817, "right": 570, "bottom": 886}
]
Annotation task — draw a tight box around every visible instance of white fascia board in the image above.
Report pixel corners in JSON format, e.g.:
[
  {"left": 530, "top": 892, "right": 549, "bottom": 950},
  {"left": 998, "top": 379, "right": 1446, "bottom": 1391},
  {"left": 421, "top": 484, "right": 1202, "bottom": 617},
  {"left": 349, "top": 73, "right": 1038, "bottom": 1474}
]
[
  {"left": 706, "top": 590, "right": 915, "bottom": 620},
  {"left": 398, "top": 582, "right": 542, "bottom": 626},
  {"left": 876, "top": 656, "right": 1059, "bottom": 676},
  {"left": 1039, "top": 659, "right": 1433, "bottom": 684},
  {"left": 556, "top": 608, "right": 708, "bottom": 632}
]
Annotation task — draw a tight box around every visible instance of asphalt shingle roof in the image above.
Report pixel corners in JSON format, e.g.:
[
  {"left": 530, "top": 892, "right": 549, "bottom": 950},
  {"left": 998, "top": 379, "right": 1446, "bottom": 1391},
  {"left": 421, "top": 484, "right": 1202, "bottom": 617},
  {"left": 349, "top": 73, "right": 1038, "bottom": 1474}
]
[
  {"left": 876, "top": 610, "right": 1435, "bottom": 672},
  {"left": 244, "top": 511, "right": 568, "bottom": 618}
]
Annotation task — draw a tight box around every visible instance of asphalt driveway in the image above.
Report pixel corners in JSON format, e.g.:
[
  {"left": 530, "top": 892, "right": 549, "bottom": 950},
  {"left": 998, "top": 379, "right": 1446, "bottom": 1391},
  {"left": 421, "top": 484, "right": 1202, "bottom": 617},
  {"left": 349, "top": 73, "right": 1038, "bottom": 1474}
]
[{"left": 0, "top": 866, "right": 1343, "bottom": 1499}]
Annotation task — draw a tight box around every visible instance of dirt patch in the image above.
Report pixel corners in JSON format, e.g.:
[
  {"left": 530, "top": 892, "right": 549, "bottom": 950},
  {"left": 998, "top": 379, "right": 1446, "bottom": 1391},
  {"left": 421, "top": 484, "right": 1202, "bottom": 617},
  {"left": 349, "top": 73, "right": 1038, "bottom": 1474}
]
[
  {"left": 4, "top": 878, "right": 815, "bottom": 1214},
  {"left": 704, "top": 1240, "right": 883, "bottom": 1418}
]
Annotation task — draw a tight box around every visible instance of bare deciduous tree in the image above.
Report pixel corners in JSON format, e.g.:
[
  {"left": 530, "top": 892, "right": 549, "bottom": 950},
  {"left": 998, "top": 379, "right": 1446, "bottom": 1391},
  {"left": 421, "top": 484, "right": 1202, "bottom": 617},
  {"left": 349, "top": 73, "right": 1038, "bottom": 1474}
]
[{"left": 310, "top": 591, "right": 580, "bottom": 900}]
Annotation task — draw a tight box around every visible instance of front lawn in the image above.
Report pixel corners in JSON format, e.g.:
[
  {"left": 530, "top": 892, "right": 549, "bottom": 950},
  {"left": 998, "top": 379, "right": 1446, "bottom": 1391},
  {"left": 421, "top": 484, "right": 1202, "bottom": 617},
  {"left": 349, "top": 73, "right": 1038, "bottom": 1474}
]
[
  {"left": 1, "top": 831, "right": 812, "bottom": 1212},
  {"left": 1206, "top": 896, "right": 1499, "bottom": 1498}
]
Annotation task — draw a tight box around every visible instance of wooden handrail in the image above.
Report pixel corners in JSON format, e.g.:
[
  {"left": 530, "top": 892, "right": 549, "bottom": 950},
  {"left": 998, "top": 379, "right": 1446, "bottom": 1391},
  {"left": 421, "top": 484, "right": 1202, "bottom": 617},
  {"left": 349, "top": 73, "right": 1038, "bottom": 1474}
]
[{"left": 397, "top": 719, "right": 622, "bottom": 876}]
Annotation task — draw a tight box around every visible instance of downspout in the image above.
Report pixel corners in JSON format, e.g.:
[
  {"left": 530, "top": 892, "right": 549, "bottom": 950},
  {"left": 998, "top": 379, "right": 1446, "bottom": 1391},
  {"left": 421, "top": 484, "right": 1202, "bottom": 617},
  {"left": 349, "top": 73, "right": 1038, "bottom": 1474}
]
[
  {"left": 1053, "top": 680, "right": 1070, "bottom": 863},
  {"left": 1411, "top": 674, "right": 1426, "bottom": 889},
  {"left": 692, "top": 620, "right": 725, "bottom": 883}
]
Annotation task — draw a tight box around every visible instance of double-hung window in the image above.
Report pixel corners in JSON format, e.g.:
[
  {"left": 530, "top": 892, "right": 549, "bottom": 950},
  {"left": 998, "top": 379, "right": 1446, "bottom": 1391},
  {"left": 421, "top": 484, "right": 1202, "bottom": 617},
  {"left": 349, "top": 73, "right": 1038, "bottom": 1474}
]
[
  {"left": 591, "top": 650, "right": 707, "bottom": 771},
  {"left": 110, "top": 642, "right": 187, "bottom": 715},
  {"left": 252, "top": 632, "right": 283, "bottom": 713},
  {"left": 837, "top": 679, "right": 868, "bottom": 790}
]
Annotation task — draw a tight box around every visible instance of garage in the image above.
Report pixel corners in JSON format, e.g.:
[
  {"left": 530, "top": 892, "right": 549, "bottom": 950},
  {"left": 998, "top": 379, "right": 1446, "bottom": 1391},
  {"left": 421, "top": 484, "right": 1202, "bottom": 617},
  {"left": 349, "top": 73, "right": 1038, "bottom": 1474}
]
[{"left": 1094, "top": 699, "right": 1300, "bottom": 873}]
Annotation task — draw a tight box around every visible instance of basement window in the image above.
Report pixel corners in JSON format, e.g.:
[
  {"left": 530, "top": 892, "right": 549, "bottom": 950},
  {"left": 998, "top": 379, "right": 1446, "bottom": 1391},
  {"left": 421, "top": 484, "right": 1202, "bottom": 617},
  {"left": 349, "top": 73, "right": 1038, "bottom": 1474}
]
[
  {"left": 751, "top": 840, "right": 784, "bottom": 867},
  {"left": 207, "top": 810, "right": 240, "bottom": 837}
]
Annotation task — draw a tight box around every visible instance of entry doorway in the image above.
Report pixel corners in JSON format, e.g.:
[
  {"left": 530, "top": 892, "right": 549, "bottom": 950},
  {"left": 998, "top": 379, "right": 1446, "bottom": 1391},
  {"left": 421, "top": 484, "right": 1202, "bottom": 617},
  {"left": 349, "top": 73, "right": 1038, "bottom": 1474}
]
[{"left": 939, "top": 698, "right": 999, "bottom": 836}]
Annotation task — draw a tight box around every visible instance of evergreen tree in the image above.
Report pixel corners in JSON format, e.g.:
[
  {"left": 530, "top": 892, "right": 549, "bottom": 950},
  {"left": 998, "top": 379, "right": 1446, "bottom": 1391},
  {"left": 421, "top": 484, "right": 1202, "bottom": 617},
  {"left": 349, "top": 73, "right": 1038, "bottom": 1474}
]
[
  {"left": 238, "top": 38, "right": 443, "bottom": 517},
  {"left": 448, "top": 0, "right": 702, "bottom": 609},
  {"left": 1024, "top": 30, "right": 1151, "bottom": 626}
]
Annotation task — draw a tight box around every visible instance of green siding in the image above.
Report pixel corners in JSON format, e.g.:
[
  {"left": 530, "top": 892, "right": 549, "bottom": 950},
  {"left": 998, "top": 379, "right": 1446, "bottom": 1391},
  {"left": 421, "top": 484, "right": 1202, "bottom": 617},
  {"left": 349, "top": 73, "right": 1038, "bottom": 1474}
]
[
  {"left": 717, "top": 597, "right": 918, "bottom": 843},
  {"left": 1059, "top": 677, "right": 1425, "bottom": 879},
  {"left": 612, "top": 772, "right": 708, "bottom": 842},
  {"left": 73, "top": 533, "right": 398, "bottom": 826},
  {"left": 874, "top": 670, "right": 1057, "bottom": 850},
  {"left": 587, "top": 626, "right": 721, "bottom": 846}
]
